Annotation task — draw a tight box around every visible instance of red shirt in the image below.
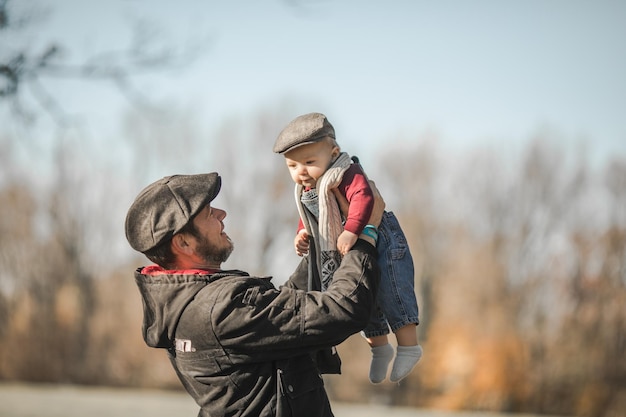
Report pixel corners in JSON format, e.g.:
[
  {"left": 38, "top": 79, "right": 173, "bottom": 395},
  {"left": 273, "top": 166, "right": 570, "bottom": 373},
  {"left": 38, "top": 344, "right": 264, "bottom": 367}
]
[{"left": 141, "top": 265, "right": 218, "bottom": 275}]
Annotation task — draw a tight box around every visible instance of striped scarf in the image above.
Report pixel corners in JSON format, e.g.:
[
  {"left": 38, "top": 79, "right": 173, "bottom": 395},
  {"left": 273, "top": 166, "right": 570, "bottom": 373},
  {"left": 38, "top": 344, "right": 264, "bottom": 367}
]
[{"left": 296, "top": 152, "right": 352, "bottom": 290}]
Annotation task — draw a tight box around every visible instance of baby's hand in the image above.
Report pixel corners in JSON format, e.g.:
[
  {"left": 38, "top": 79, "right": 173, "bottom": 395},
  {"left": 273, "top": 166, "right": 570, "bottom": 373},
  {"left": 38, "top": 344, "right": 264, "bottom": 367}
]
[
  {"left": 294, "top": 230, "right": 310, "bottom": 256},
  {"left": 337, "top": 230, "right": 358, "bottom": 255}
]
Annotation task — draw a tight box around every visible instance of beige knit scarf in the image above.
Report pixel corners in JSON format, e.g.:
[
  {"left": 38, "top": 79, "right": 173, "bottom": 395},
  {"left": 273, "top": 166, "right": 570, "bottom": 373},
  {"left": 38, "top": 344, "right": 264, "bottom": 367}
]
[{"left": 295, "top": 152, "right": 352, "bottom": 290}]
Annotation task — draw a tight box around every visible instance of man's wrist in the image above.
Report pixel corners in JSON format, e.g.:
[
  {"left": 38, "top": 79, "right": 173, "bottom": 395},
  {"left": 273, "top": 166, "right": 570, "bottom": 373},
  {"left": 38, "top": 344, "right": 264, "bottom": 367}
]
[
  {"left": 354, "top": 236, "right": 378, "bottom": 254},
  {"left": 359, "top": 235, "right": 376, "bottom": 246},
  {"left": 360, "top": 224, "right": 378, "bottom": 246}
]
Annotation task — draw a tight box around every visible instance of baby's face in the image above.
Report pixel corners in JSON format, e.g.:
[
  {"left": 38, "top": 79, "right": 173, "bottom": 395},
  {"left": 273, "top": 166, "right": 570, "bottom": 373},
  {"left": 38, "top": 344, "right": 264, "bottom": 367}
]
[{"left": 283, "top": 139, "right": 339, "bottom": 188}]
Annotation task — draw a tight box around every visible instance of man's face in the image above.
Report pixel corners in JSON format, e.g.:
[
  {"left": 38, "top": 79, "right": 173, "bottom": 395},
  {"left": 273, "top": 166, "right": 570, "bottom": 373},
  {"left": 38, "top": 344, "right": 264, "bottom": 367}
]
[{"left": 189, "top": 204, "right": 233, "bottom": 265}]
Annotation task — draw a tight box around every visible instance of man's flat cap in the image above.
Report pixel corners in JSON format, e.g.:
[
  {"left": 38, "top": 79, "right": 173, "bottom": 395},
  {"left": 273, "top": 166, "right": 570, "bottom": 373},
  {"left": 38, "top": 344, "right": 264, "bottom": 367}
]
[
  {"left": 125, "top": 173, "right": 221, "bottom": 253},
  {"left": 273, "top": 112, "right": 335, "bottom": 154}
]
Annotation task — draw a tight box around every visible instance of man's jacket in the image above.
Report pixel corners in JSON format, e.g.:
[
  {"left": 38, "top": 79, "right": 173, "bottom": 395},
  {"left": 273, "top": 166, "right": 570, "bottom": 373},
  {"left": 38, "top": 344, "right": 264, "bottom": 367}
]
[{"left": 134, "top": 239, "right": 379, "bottom": 417}]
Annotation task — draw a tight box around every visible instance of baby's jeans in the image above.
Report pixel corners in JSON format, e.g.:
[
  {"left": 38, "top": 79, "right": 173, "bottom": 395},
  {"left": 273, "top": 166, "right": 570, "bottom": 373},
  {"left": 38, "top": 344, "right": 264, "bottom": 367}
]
[{"left": 362, "top": 211, "right": 420, "bottom": 338}]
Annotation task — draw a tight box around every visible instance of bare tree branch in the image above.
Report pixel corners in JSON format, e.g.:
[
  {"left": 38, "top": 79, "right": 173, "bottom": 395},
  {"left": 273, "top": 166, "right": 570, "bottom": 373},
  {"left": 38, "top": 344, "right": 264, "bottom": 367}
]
[{"left": 0, "top": 0, "right": 205, "bottom": 126}]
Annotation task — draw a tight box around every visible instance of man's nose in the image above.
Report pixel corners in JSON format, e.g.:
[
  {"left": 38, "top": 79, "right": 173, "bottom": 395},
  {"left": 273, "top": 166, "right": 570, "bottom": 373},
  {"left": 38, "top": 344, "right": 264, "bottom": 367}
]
[{"left": 215, "top": 207, "right": 227, "bottom": 220}]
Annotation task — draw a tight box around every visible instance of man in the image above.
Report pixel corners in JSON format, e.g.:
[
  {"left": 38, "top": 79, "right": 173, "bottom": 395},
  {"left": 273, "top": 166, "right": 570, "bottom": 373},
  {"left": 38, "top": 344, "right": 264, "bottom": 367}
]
[{"left": 125, "top": 172, "right": 384, "bottom": 417}]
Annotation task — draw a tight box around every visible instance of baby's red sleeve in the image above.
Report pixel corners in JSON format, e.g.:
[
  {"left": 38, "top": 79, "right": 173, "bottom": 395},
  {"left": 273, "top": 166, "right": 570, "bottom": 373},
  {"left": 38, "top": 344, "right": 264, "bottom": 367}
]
[
  {"left": 339, "top": 165, "right": 374, "bottom": 235},
  {"left": 297, "top": 218, "right": 305, "bottom": 234}
]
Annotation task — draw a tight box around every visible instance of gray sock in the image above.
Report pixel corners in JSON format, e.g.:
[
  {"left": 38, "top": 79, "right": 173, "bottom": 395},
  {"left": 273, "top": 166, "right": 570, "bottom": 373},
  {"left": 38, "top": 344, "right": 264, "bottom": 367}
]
[
  {"left": 390, "top": 345, "right": 423, "bottom": 383},
  {"left": 369, "top": 343, "right": 394, "bottom": 384}
]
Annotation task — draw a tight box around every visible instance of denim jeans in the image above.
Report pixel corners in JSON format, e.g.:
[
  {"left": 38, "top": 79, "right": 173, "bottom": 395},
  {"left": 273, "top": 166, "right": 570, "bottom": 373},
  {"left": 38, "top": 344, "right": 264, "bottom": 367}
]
[{"left": 362, "top": 211, "right": 420, "bottom": 338}]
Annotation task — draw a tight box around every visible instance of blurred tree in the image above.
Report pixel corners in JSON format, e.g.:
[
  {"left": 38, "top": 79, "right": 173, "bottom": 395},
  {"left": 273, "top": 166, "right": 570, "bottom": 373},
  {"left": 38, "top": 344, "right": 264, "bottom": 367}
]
[
  {"left": 371, "top": 134, "right": 626, "bottom": 416},
  {"left": 0, "top": 0, "right": 198, "bottom": 126},
  {"left": 209, "top": 106, "right": 303, "bottom": 278},
  {"left": 0, "top": 0, "right": 205, "bottom": 385}
]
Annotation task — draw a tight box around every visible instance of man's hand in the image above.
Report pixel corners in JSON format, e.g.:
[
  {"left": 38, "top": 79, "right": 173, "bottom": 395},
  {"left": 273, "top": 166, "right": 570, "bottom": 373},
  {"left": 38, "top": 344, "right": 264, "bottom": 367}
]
[
  {"left": 331, "top": 180, "right": 385, "bottom": 227},
  {"left": 366, "top": 180, "right": 385, "bottom": 228},
  {"left": 294, "top": 229, "right": 310, "bottom": 256},
  {"left": 332, "top": 180, "right": 385, "bottom": 248}
]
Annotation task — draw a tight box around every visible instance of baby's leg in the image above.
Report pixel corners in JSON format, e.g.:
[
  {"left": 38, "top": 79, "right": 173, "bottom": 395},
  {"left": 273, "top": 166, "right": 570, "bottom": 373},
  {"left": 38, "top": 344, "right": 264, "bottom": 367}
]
[
  {"left": 375, "top": 212, "right": 422, "bottom": 382},
  {"left": 367, "top": 334, "right": 393, "bottom": 384},
  {"left": 390, "top": 324, "right": 422, "bottom": 382},
  {"left": 395, "top": 323, "right": 418, "bottom": 346}
]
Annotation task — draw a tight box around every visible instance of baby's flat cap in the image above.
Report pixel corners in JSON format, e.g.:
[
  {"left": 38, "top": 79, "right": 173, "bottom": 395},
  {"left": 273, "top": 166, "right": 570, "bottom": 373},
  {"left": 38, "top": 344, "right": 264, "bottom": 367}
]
[{"left": 273, "top": 112, "right": 335, "bottom": 154}]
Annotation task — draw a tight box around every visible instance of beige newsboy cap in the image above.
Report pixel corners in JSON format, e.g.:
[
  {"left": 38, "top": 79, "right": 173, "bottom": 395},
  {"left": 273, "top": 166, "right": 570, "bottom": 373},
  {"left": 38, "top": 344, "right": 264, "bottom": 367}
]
[
  {"left": 125, "top": 173, "right": 221, "bottom": 252},
  {"left": 273, "top": 112, "right": 335, "bottom": 154}
]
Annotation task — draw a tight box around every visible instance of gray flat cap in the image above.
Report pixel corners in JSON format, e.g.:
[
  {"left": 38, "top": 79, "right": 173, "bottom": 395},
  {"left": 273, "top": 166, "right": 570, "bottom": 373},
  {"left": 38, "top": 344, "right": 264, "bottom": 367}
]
[
  {"left": 125, "top": 173, "right": 221, "bottom": 253},
  {"left": 273, "top": 112, "right": 335, "bottom": 154}
]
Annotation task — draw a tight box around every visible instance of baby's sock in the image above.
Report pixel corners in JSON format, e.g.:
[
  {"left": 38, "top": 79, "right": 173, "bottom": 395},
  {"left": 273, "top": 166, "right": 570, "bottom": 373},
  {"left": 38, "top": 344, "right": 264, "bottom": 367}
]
[
  {"left": 369, "top": 343, "right": 394, "bottom": 384},
  {"left": 390, "top": 345, "right": 423, "bottom": 383}
]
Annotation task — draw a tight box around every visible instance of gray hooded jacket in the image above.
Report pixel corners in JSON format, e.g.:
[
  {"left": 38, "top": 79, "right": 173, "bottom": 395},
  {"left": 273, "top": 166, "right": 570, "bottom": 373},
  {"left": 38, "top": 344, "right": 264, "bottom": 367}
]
[{"left": 134, "top": 239, "right": 379, "bottom": 417}]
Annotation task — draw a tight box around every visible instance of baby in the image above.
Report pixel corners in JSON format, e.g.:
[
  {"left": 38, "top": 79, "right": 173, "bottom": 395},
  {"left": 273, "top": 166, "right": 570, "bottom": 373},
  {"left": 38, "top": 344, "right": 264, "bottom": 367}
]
[{"left": 273, "top": 112, "right": 422, "bottom": 383}]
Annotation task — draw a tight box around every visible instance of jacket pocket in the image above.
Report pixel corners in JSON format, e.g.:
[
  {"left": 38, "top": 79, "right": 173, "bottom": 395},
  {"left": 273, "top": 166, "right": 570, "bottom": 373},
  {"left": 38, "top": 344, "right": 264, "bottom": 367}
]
[
  {"left": 276, "top": 356, "right": 330, "bottom": 417},
  {"left": 312, "top": 346, "right": 342, "bottom": 374}
]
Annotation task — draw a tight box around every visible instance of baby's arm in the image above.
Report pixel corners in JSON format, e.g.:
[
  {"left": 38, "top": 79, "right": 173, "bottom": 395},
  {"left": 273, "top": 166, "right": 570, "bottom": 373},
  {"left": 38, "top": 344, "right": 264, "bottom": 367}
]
[
  {"left": 337, "top": 230, "right": 358, "bottom": 255},
  {"left": 294, "top": 229, "right": 310, "bottom": 256},
  {"left": 333, "top": 164, "right": 375, "bottom": 255},
  {"left": 332, "top": 185, "right": 362, "bottom": 255}
]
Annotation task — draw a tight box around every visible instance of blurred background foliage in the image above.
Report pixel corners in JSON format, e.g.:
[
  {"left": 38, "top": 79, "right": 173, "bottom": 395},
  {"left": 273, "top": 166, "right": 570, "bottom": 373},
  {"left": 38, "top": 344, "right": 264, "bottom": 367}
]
[{"left": 1, "top": 1, "right": 625, "bottom": 417}]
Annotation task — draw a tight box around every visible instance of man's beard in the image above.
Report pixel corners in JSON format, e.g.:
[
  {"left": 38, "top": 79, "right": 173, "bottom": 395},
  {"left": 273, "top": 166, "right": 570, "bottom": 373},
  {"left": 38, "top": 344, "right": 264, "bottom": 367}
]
[{"left": 196, "top": 234, "right": 234, "bottom": 265}]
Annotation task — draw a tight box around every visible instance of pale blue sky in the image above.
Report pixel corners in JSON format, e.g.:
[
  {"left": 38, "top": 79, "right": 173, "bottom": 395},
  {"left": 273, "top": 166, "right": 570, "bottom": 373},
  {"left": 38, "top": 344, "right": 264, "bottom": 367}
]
[{"left": 12, "top": 0, "right": 626, "bottom": 164}]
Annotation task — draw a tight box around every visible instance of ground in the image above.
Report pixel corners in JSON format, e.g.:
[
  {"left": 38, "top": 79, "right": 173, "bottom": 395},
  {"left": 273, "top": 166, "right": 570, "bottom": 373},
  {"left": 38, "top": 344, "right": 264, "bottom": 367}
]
[{"left": 0, "top": 383, "right": 571, "bottom": 417}]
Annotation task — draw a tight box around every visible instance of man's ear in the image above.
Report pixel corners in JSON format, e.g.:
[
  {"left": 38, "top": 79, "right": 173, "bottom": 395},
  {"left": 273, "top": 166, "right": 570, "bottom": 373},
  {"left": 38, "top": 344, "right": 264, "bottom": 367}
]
[{"left": 172, "top": 233, "right": 193, "bottom": 255}]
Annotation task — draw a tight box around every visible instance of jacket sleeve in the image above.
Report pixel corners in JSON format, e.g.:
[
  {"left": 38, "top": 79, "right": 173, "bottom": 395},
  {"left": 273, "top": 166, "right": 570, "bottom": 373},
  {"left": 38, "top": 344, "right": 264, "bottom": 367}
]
[
  {"left": 211, "top": 239, "right": 380, "bottom": 359},
  {"left": 282, "top": 254, "right": 309, "bottom": 291}
]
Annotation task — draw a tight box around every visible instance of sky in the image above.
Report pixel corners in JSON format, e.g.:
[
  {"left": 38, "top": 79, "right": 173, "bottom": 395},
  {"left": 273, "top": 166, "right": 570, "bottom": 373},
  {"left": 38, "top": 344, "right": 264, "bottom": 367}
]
[{"left": 6, "top": 0, "right": 626, "bottom": 166}]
